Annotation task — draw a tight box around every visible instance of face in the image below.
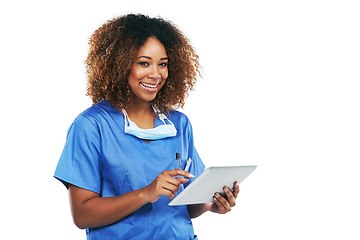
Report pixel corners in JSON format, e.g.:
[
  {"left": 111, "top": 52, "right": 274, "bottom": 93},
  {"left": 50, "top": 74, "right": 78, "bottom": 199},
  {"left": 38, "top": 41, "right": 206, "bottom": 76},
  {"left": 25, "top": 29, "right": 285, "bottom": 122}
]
[{"left": 127, "top": 37, "right": 169, "bottom": 104}]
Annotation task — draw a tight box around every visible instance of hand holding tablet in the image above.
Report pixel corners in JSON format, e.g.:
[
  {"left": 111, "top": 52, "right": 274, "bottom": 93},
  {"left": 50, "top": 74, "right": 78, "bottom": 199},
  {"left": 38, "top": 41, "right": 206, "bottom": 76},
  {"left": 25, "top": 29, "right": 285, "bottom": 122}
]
[{"left": 169, "top": 165, "right": 257, "bottom": 206}]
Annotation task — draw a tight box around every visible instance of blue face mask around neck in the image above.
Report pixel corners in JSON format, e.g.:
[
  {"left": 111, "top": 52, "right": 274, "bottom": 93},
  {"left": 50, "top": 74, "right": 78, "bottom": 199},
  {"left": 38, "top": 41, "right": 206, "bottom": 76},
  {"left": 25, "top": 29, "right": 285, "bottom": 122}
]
[{"left": 122, "top": 107, "right": 177, "bottom": 140}]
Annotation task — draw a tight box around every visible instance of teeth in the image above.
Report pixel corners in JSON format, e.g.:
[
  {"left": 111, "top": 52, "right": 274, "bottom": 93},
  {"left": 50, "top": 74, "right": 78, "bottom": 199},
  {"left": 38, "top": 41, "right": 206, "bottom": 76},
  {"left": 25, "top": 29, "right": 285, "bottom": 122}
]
[{"left": 141, "top": 82, "right": 158, "bottom": 88}]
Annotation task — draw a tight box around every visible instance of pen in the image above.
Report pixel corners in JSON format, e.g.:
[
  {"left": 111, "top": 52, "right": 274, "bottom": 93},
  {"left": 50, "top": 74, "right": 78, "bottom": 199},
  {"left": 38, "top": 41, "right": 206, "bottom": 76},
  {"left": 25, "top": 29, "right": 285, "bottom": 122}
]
[
  {"left": 176, "top": 152, "right": 181, "bottom": 168},
  {"left": 184, "top": 158, "right": 192, "bottom": 172}
]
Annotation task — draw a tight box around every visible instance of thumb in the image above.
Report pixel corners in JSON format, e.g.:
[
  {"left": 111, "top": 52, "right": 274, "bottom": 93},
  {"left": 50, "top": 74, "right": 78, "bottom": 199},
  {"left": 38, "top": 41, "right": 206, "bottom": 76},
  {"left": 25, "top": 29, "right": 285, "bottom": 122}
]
[
  {"left": 204, "top": 202, "right": 214, "bottom": 211},
  {"left": 176, "top": 177, "right": 189, "bottom": 184}
]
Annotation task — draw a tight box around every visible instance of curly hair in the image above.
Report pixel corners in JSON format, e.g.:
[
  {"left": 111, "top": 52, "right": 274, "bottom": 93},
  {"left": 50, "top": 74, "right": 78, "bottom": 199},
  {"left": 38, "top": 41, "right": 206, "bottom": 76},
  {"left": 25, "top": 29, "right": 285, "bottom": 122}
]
[{"left": 85, "top": 14, "right": 200, "bottom": 113}]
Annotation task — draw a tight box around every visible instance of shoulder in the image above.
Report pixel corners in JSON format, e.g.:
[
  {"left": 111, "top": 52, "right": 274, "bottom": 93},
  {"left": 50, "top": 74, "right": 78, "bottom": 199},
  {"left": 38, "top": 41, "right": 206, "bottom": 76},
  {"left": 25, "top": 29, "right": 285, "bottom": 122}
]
[
  {"left": 71, "top": 101, "right": 119, "bottom": 131},
  {"left": 168, "top": 109, "right": 189, "bottom": 122},
  {"left": 167, "top": 110, "right": 193, "bottom": 130},
  {"left": 78, "top": 101, "right": 116, "bottom": 122}
]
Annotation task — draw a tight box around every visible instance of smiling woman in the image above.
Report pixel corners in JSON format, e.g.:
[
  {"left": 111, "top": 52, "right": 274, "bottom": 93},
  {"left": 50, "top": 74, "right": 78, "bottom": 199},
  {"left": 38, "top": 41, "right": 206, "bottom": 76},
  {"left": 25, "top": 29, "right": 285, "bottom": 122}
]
[{"left": 54, "top": 13, "right": 240, "bottom": 240}]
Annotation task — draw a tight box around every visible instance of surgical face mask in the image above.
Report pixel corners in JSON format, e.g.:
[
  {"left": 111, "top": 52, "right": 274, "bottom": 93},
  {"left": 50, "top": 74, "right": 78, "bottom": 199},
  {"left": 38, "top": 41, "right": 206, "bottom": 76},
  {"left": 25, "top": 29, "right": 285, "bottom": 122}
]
[{"left": 122, "top": 107, "right": 177, "bottom": 140}]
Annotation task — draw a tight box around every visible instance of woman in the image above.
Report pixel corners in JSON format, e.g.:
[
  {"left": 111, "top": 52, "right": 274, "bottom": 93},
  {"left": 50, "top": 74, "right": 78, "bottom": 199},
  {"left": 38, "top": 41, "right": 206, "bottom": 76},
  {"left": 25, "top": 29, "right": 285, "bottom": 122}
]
[{"left": 54, "top": 14, "right": 239, "bottom": 239}]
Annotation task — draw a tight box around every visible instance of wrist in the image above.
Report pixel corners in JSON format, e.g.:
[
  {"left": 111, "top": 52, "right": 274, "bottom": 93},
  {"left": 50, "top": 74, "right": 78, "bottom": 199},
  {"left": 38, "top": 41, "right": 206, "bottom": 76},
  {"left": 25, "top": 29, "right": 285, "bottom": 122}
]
[
  {"left": 138, "top": 186, "right": 152, "bottom": 204},
  {"left": 187, "top": 203, "right": 208, "bottom": 218}
]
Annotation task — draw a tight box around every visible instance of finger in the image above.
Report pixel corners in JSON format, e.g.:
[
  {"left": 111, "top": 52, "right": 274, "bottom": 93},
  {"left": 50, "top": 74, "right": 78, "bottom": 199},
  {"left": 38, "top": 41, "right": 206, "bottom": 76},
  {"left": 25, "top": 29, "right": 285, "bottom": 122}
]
[
  {"left": 232, "top": 181, "right": 240, "bottom": 199},
  {"left": 167, "top": 169, "right": 194, "bottom": 179},
  {"left": 172, "top": 177, "right": 189, "bottom": 194},
  {"left": 162, "top": 178, "right": 188, "bottom": 199},
  {"left": 175, "top": 177, "right": 189, "bottom": 184},
  {"left": 167, "top": 175, "right": 190, "bottom": 188},
  {"left": 162, "top": 185, "right": 176, "bottom": 199},
  {"left": 166, "top": 178, "right": 185, "bottom": 194},
  {"left": 214, "top": 192, "right": 231, "bottom": 211},
  {"left": 223, "top": 186, "right": 236, "bottom": 207},
  {"left": 164, "top": 176, "right": 183, "bottom": 189},
  {"left": 213, "top": 194, "right": 230, "bottom": 214},
  {"left": 161, "top": 179, "right": 181, "bottom": 197},
  {"left": 157, "top": 172, "right": 181, "bottom": 188},
  {"left": 212, "top": 196, "right": 225, "bottom": 212}
]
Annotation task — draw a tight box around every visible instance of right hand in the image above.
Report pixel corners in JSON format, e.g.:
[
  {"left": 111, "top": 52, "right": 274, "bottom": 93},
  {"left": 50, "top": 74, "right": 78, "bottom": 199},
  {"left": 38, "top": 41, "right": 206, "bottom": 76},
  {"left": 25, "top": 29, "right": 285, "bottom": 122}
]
[{"left": 142, "top": 169, "right": 194, "bottom": 203}]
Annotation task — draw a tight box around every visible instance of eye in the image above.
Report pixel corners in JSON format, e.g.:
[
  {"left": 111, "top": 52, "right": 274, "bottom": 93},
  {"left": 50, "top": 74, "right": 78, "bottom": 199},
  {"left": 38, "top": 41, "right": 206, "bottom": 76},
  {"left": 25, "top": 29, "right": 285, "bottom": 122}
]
[
  {"left": 138, "top": 61, "right": 149, "bottom": 66},
  {"left": 159, "top": 62, "right": 168, "bottom": 67}
]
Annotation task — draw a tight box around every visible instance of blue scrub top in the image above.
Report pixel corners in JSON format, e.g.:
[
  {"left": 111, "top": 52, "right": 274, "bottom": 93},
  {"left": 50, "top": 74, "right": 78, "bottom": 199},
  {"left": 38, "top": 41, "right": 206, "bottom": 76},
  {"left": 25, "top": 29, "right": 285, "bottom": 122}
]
[{"left": 54, "top": 101, "right": 205, "bottom": 240}]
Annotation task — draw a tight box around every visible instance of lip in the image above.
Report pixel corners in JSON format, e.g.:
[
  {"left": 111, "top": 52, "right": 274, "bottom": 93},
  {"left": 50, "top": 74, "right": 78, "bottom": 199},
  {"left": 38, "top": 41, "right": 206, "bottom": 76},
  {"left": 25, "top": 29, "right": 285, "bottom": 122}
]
[{"left": 140, "top": 82, "right": 161, "bottom": 92}]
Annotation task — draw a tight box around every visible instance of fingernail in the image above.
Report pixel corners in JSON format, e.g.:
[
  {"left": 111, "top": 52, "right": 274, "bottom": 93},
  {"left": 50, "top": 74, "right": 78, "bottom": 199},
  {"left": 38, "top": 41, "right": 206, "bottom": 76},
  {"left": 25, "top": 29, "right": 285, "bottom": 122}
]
[
  {"left": 215, "top": 193, "right": 220, "bottom": 197},
  {"left": 189, "top": 173, "right": 195, "bottom": 178}
]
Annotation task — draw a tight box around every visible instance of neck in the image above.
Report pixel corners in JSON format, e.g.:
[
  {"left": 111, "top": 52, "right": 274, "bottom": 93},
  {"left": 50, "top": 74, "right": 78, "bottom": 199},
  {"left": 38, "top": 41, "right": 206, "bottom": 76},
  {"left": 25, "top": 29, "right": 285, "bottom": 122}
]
[{"left": 126, "top": 101, "right": 153, "bottom": 118}]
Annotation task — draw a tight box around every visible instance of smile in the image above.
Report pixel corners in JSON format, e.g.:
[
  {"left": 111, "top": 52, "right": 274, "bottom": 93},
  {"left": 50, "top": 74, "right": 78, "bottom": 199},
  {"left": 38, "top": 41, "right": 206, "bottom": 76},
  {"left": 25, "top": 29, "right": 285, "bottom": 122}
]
[{"left": 140, "top": 82, "right": 160, "bottom": 91}]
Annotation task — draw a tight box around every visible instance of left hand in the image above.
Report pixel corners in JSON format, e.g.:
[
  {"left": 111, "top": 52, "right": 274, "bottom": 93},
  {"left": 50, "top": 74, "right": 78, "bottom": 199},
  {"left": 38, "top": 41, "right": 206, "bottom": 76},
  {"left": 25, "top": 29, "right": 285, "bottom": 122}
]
[{"left": 204, "top": 181, "right": 240, "bottom": 214}]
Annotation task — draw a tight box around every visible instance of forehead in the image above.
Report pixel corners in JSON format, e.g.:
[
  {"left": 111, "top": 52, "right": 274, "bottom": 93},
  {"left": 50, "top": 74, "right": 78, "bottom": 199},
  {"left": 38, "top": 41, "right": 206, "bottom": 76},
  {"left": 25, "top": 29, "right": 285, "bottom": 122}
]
[{"left": 137, "top": 37, "right": 168, "bottom": 58}]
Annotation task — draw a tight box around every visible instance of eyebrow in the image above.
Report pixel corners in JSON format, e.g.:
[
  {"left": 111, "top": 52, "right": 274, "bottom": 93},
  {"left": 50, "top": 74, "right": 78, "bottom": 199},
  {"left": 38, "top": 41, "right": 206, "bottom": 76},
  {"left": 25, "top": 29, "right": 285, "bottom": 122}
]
[{"left": 138, "top": 56, "right": 169, "bottom": 61}]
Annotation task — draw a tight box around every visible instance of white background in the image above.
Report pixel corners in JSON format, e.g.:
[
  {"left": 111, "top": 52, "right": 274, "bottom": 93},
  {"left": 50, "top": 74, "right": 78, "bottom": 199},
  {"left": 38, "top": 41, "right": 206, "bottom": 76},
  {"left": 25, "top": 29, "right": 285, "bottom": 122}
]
[{"left": 1, "top": 0, "right": 359, "bottom": 239}]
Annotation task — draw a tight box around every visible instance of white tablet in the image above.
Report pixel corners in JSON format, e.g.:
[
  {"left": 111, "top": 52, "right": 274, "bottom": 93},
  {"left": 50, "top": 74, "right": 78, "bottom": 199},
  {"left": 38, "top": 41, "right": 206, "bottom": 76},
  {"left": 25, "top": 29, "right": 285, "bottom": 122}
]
[{"left": 169, "top": 165, "right": 257, "bottom": 206}]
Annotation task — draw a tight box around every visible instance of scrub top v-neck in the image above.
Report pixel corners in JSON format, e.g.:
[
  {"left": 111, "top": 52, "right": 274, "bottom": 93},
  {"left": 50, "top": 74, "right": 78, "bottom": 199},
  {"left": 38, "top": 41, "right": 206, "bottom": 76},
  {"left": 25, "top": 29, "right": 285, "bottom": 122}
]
[{"left": 54, "top": 100, "right": 205, "bottom": 240}]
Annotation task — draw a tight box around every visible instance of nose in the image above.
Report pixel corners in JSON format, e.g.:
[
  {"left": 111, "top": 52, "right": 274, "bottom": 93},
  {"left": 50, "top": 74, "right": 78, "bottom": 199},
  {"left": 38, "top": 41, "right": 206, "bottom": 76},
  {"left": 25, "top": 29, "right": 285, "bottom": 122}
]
[{"left": 148, "top": 65, "right": 161, "bottom": 80}]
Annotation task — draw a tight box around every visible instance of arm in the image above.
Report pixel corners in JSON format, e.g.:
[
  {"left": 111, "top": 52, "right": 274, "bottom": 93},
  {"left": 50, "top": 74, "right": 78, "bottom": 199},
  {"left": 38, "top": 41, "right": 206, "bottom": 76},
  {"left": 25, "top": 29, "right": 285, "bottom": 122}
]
[
  {"left": 69, "top": 169, "right": 194, "bottom": 229},
  {"left": 187, "top": 181, "right": 240, "bottom": 218},
  {"left": 187, "top": 203, "right": 208, "bottom": 218},
  {"left": 69, "top": 185, "right": 148, "bottom": 229}
]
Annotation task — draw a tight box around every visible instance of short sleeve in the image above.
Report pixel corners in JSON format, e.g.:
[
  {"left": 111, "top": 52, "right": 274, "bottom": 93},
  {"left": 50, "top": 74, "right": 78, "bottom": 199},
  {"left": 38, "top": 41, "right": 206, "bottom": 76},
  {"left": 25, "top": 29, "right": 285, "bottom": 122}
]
[
  {"left": 184, "top": 121, "right": 205, "bottom": 188},
  {"left": 54, "top": 115, "right": 102, "bottom": 194}
]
